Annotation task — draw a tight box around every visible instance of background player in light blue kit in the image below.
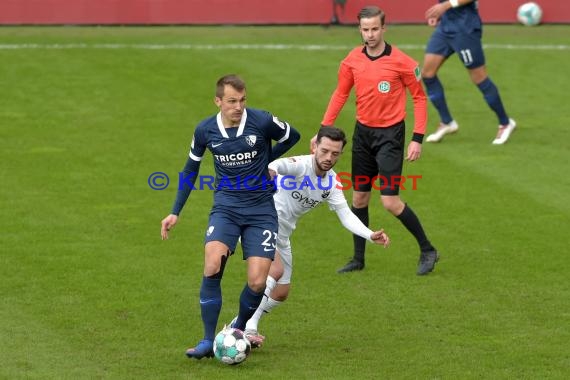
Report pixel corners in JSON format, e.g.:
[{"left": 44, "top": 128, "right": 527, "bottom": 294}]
[
  {"left": 160, "top": 74, "right": 300, "bottom": 359},
  {"left": 421, "top": 0, "right": 516, "bottom": 145}
]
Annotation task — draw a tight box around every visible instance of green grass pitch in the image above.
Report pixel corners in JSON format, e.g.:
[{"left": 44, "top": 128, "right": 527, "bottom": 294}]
[{"left": 1, "top": 25, "right": 569, "bottom": 379}]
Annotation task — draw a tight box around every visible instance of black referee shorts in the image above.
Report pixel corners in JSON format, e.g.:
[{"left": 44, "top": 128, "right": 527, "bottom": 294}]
[{"left": 351, "top": 120, "right": 405, "bottom": 196}]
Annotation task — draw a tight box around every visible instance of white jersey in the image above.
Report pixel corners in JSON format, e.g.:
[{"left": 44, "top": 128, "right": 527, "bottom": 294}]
[
  {"left": 269, "top": 155, "right": 349, "bottom": 232},
  {"left": 269, "top": 154, "right": 376, "bottom": 286}
]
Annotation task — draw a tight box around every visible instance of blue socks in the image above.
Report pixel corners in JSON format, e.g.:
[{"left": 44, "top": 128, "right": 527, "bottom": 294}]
[
  {"left": 199, "top": 276, "right": 222, "bottom": 341},
  {"left": 233, "top": 285, "right": 264, "bottom": 330},
  {"left": 425, "top": 75, "right": 509, "bottom": 126},
  {"left": 199, "top": 277, "right": 263, "bottom": 338},
  {"left": 477, "top": 78, "right": 509, "bottom": 126},
  {"left": 423, "top": 76, "right": 453, "bottom": 124}
]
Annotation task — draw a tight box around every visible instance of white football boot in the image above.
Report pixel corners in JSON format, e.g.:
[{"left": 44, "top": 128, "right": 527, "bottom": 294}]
[
  {"left": 492, "top": 118, "right": 516, "bottom": 145},
  {"left": 244, "top": 329, "right": 265, "bottom": 348},
  {"left": 426, "top": 120, "right": 459, "bottom": 142}
]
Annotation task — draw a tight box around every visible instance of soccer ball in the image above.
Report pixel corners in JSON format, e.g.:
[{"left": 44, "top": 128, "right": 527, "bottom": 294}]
[
  {"left": 517, "top": 2, "right": 543, "bottom": 26},
  {"left": 213, "top": 327, "right": 251, "bottom": 365}
]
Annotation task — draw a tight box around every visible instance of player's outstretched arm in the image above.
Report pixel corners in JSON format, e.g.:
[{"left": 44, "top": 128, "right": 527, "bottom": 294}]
[
  {"left": 370, "top": 229, "right": 390, "bottom": 248},
  {"left": 161, "top": 214, "right": 178, "bottom": 240},
  {"left": 336, "top": 206, "right": 388, "bottom": 245}
]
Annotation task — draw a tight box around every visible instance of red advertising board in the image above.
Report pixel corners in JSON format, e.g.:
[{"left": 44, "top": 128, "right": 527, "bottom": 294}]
[{"left": 0, "top": 0, "right": 567, "bottom": 25}]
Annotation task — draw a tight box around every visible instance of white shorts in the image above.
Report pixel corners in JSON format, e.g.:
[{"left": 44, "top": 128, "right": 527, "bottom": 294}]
[{"left": 276, "top": 221, "right": 293, "bottom": 285}]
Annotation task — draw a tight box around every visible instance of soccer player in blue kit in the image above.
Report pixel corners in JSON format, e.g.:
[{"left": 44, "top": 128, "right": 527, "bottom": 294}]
[
  {"left": 422, "top": 0, "right": 516, "bottom": 145},
  {"left": 160, "top": 74, "right": 300, "bottom": 359}
]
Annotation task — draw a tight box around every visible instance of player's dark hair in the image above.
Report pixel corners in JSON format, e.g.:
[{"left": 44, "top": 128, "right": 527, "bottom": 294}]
[
  {"left": 357, "top": 6, "right": 385, "bottom": 25},
  {"left": 216, "top": 74, "right": 246, "bottom": 98},
  {"left": 317, "top": 126, "right": 347, "bottom": 148}
]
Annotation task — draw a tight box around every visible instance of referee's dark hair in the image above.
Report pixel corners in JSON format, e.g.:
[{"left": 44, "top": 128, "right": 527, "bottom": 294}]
[{"left": 317, "top": 126, "right": 347, "bottom": 148}]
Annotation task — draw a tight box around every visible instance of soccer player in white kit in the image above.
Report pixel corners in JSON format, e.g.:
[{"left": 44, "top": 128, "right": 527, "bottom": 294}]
[{"left": 243, "top": 126, "right": 390, "bottom": 346}]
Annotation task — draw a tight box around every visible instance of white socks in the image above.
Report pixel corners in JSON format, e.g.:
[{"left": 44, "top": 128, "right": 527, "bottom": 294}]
[{"left": 245, "top": 276, "right": 281, "bottom": 331}]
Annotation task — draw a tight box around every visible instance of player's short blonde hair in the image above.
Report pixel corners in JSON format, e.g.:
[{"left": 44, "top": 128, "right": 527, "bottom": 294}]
[{"left": 357, "top": 6, "right": 386, "bottom": 26}]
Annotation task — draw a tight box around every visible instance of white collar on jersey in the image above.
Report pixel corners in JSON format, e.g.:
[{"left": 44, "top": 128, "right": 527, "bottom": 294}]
[{"left": 216, "top": 109, "right": 248, "bottom": 138}]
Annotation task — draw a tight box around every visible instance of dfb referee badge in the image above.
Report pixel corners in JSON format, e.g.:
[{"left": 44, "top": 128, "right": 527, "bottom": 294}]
[{"left": 378, "top": 81, "right": 390, "bottom": 93}]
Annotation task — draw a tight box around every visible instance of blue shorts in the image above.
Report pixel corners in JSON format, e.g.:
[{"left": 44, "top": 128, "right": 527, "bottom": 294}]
[
  {"left": 204, "top": 199, "right": 278, "bottom": 260},
  {"left": 426, "top": 27, "right": 485, "bottom": 69}
]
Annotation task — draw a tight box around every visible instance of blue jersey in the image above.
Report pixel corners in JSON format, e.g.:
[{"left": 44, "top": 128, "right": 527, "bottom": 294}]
[
  {"left": 438, "top": 0, "right": 481, "bottom": 34},
  {"left": 171, "top": 108, "right": 300, "bottom": 214}
]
